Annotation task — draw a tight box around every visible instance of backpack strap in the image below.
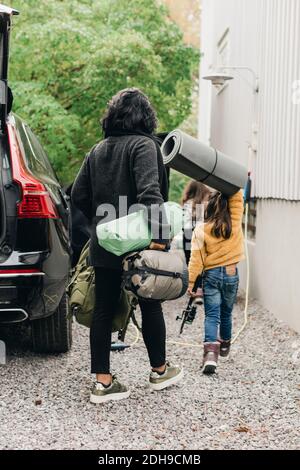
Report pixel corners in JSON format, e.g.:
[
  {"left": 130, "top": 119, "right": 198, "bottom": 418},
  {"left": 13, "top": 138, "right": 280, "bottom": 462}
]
[
  {"left": 122, "top": 266, "right": 184, "bottom": 299},
  {"left": 132, "top": 266, "right": 183, "bottom": 279}
]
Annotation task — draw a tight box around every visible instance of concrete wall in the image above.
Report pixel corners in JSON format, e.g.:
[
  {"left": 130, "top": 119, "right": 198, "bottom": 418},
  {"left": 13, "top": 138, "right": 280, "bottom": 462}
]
[{"left": 239, "top": 199, "right": 300, "bottom": 333}]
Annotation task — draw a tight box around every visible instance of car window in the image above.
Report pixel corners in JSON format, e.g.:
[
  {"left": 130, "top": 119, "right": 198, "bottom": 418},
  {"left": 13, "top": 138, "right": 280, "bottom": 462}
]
[{"left": 16, "top": 120, "right": 57, "bottom": 182}]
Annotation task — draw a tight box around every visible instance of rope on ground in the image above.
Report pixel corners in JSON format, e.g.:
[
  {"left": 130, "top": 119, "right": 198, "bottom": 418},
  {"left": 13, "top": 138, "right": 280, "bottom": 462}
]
[
  {"left": 126, "top": 323, "right": 140, "bottom": 347},
  {"left": 232, "top": 202, "right": 250, "bottom": 344},
  {"left": 126, "top": 322, "right": 202, "bottom": 348},
  {"left": 166, "top": 339, "right": 201, "bottom": 348}
]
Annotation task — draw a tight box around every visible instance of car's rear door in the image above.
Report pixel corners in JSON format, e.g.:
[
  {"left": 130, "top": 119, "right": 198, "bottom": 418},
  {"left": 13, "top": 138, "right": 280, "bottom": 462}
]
[
  {"left": 0, "top": 5, "right": 19, "bottom": 131},
  {"left": 0, "top": 6, "right": 19, "bottom": 258}
]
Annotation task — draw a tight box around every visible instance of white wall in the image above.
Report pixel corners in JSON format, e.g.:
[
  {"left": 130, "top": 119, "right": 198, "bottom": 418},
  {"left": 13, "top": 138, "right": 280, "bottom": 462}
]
[
  {"left": 239, "top": 199, "right": 300, "bottom": 333},
  {"left": 256, "top": 0, "right": 300, "bottom": 200},
  {"left": 199, "top": 0, "right": 300, "bottom": 332},
  {"left": 199, "top": 0, "right": 261, "bottom": 160},
  {"left": 198, "top": 0, "right": 213, "bottom": 145}
]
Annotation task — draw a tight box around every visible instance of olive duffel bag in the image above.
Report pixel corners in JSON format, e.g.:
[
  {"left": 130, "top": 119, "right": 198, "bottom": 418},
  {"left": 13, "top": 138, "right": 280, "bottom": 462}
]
[{"left": 67, "top": 241, "right": 137, "bottom": 330}]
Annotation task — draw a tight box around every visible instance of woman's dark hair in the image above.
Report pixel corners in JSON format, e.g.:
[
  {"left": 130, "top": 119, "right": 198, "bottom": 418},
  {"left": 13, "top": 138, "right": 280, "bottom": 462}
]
[
  {"left": 205, "top": 191, "right": 232, "bottom": 239},
  {"left": 101, "top": 88, "right": 158, "bottom": 134}
]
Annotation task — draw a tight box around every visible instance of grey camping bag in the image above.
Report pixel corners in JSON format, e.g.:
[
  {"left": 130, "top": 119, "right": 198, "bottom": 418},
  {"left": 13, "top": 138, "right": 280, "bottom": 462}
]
[{"left": 122, "top": 249, "right": 189, "bottom": 301}]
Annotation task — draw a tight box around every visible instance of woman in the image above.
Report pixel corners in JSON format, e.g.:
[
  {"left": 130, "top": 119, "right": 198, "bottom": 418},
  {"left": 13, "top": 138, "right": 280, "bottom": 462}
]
[{"left": 72, "top": 88, "right": 183, "bottom": 403}]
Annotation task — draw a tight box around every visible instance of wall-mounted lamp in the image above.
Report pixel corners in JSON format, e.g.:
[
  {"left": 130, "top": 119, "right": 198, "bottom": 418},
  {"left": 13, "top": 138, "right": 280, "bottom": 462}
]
[
  {"left": 202, "top": 71, "right": 234, "bottom": 90},
  {"left": 203, "top": 65, "right": 259, "bottom": 176},
  {"left": 203, "top": 66, "right": 259, "bottom": 93}
]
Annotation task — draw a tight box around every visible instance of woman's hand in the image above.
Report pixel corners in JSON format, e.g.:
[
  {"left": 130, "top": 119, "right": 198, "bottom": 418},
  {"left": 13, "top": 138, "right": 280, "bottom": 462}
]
[
  {"left": 187, "top": 287, "right": 203, "bottom": 298},
  {"left": 149, "top": 241, "right": 167, "bottom": 251}
]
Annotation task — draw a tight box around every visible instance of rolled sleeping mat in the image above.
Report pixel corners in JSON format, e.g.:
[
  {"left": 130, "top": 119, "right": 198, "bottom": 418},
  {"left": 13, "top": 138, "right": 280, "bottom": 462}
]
[{"left": 161, "top": 129, "right": 248, "bottom": 196}]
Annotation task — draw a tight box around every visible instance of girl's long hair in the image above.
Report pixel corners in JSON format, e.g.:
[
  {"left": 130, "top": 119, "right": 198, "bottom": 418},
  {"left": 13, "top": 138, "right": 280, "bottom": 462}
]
[
  {"left": 181, "top": 180, "right": 211, "bottom": 218},
  {"left": 205, "top": 191, "right": 232, "bottom": 239}
]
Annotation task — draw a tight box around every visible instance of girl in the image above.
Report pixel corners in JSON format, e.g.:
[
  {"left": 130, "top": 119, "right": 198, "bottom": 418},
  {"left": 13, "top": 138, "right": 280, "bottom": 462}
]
[
  {"left": 181, "top": 180, "right": 211, "bottom": 264},
  {"left": 188, "top": 189, "right": 244, "bottom": 374}
]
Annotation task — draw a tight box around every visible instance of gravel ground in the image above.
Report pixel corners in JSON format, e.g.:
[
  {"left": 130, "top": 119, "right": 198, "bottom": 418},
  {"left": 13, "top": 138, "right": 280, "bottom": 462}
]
[{"left": 0, "top": 294, "right": 299, "bottom": 450}]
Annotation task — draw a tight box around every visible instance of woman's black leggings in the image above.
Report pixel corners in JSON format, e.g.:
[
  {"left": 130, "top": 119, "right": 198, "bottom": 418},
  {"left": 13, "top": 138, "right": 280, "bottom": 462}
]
[{"left": 90, "top": 267, "right": 166, "bottom": 374}]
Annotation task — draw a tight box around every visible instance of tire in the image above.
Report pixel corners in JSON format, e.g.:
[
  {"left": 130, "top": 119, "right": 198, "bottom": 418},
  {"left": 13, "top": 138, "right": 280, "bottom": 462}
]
[{"left": 31, "top": 292, "right": 72, "bottom": 353}]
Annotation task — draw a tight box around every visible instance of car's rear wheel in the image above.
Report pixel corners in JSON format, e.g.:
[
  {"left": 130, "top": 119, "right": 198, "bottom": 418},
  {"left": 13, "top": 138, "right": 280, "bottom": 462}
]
[{"left": 31, "top": 292, "right": 72, "bottom": 353}]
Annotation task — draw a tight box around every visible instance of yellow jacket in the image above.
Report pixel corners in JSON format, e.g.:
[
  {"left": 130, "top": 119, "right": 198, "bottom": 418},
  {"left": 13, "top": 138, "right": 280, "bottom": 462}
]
[{"left": 188, "top": 190, "right": 245, "bottom": 289}]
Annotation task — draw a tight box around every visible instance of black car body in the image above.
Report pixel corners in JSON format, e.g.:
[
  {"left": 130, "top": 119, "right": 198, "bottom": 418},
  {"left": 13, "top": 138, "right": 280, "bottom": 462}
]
[{"left": 0, "top": 6, "right": 72, "bottom": 352}]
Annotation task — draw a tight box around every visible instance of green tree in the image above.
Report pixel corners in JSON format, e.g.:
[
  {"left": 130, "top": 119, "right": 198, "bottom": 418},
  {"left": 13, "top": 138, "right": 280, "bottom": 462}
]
[{"left": 7, "top": 0, "right": 199, "bottom": 183}]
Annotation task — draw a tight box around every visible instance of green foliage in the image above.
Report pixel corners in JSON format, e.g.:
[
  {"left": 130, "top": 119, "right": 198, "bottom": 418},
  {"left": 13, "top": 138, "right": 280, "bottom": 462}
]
[
  {"left": 11, "top": 82, "right": 82, "bottom": 180},
  {"left": 7, "top": 0, "right": 199, "bottom": 183},
  {"left": 168, "top": 170, "right": 190, "bottom": 204}
]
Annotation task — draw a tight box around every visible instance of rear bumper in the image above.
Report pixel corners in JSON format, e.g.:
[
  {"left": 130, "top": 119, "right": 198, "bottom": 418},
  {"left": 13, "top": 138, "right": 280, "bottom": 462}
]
[
  {"left": 0, "top": 218, "right": 71, "bottom": 323},
  {"left": 0, "top": 271, "right": 68, "bottom": 322},
  {"left": 0, "top": 308, "right": 28, "bottom": 324}
]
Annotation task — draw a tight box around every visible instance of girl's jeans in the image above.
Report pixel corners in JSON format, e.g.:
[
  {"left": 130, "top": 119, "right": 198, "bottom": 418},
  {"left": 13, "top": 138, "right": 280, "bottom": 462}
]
[{"left": 203, "top": 266, "right": 239, "bottom": 343}]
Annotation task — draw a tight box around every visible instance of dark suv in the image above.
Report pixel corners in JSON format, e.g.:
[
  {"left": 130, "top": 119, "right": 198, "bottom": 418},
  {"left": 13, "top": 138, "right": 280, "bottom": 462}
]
[{"left": 0, "top": 6, "right": 72, "bottom": 352}]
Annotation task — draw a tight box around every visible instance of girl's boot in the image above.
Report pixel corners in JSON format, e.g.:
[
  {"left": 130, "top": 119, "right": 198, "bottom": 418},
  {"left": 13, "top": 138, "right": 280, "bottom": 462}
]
[{"left": 202, "top": 342, "right": 220, "bottom": 374}]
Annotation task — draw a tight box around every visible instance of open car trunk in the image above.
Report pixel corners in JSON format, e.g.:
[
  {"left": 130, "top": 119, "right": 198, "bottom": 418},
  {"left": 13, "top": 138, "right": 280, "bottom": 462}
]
[
  {"left": 0, "top": 135, "right": 5, "bottom": 244},
  {"left": 0, "top": 5, "right": 18, "bottom": 246},
  {"left": 0, "top": 5, "right": 19, "bottom": 131}
]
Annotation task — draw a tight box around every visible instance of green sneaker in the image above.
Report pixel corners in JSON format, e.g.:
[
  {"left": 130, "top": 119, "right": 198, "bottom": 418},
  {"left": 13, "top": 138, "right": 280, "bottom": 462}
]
[
  {"left": 149, "top": 362, "right": 184, "bottom": 391},
  {"left": 90, "top": 376, "right": 130, "bottom": 404}
]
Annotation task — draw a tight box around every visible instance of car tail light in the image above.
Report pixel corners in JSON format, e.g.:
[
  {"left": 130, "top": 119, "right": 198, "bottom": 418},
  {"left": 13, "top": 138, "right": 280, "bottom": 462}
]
[
  {"left": 17, "top": 181, "right": 57, "bottom": 219},
  {"left": 7, "top": 123, "right": 58, "bottom": 219},
  {"left": 0, "top": 268, "right": 44, "bottom": 277},
  {"left": 0, "top": 268, "right": 42, "bottom": 274}
]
